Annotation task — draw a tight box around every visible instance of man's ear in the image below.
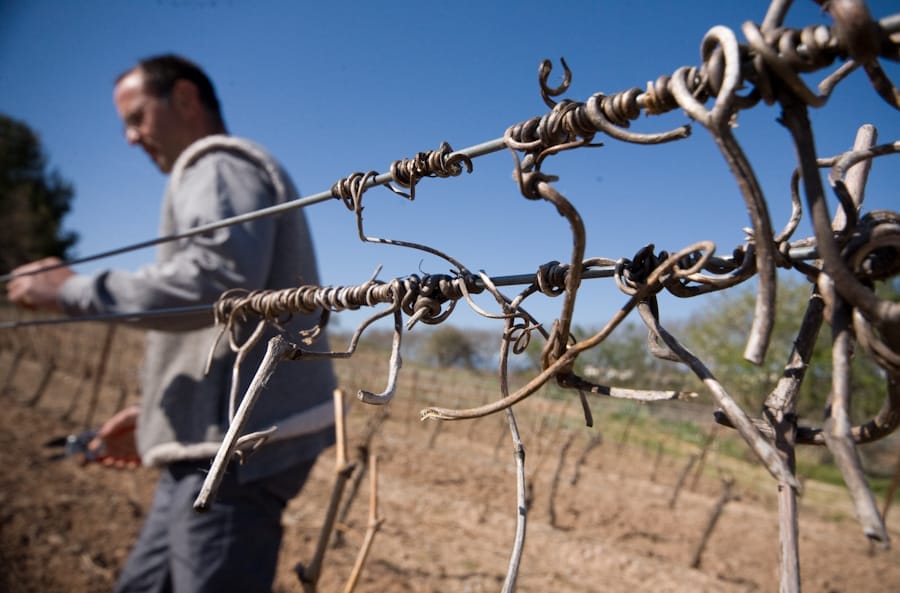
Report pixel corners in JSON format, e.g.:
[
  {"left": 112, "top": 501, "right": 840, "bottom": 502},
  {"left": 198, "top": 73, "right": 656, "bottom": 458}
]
[{"left": 170, "top": 79, "right": 201, "bottom": 117}]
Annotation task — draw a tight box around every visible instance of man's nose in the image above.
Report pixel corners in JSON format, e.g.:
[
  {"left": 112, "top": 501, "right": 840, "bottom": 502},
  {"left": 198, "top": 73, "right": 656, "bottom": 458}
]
[{"left": 124, "top": 127, "right": 141, "bottom": 145}]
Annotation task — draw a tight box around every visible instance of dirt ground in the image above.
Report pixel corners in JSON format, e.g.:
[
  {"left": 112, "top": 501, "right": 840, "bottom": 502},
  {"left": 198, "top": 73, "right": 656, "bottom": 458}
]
[{"left": 1, "top": 348, "right": 899, "bottom": 593}]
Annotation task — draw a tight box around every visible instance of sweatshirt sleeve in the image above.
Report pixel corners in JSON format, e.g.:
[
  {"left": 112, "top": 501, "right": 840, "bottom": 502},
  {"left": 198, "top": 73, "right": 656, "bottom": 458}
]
[{"left": 58, "top": 152, "right": 279, "bottom": 332}]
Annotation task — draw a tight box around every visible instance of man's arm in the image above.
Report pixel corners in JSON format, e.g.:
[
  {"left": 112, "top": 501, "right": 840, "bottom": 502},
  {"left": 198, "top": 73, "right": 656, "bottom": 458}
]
[
  {"left": 6, "top": 257, "right": 74, "bottom": 312},
  {"left": 57, "top": 152, "right": 280, "bottom": 331}
]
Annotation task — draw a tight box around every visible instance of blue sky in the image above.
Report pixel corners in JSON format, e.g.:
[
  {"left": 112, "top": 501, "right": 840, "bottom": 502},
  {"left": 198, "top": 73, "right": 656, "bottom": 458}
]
[{"left": 1, "top": 1, "right": 898, "bottom": 333}]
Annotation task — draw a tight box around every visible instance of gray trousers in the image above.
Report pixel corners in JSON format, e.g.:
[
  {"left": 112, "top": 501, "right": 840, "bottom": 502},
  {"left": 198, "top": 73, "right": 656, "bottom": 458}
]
[{"left": 113, "top": 458, "right": 315, "bottom": 593}]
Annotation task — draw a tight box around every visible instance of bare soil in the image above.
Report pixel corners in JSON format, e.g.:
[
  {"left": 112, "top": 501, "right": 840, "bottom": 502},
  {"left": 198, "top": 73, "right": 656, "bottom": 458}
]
[{"left": 1, "top": 346, "right": 899, "bottom": 593}]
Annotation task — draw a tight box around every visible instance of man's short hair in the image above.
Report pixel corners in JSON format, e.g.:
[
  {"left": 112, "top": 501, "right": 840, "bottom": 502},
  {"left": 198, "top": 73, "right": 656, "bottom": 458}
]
[{"left": 118, "top": 54, "right": 225, "bottom": 127}]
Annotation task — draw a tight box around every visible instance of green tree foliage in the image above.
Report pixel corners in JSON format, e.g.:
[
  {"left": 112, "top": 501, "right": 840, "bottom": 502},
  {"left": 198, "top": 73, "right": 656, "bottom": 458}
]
[
  {"left": 422, "top": 325, "right": 482, "bottom": 370},
  {"left": 514, "top": 318, "right": 695, "bottom": 393},
  {"left": 0, "top": 114, "right": 78, "bottom": 274},
  {"left": 569, "top": 320, "right": 696, "bottom": 392},
  {"left": 683, "top": 276, "right": 891, "bottom": 422}
]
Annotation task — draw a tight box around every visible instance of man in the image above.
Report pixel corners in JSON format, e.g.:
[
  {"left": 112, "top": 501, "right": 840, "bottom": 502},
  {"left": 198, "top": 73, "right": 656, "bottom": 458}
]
[{"left": 7, "top": 54, "right": 337, "bottom": 593}]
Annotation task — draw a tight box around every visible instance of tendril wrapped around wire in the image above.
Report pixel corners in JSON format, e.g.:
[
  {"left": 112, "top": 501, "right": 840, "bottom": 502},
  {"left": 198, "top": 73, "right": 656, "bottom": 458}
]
[{"left": 189, "top": 6, "right": 900, "bottom": 581}]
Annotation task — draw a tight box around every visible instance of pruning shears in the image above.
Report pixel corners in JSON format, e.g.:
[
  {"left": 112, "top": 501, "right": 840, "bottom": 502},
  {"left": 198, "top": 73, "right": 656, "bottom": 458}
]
[{"left": 43, "top": 429, "right": 104, "bottom": 462}]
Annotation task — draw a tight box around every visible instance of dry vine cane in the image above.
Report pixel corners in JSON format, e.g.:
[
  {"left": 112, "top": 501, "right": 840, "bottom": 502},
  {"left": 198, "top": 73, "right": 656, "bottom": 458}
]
[
  {"left": 192, "top": 3, "right": 899, "bottom": 592},
  {"left": 453, "top": 10, "right": 893, "bottom": 592},
  {"left": 493, "top": 5, "right": 898, "bottom": 588},
  {"left": 295, "top": 389, "right": 383, "bottom": 593}
]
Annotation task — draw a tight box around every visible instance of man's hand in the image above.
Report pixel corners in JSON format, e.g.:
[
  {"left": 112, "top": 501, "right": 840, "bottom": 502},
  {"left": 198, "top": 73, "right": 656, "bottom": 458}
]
[
  {"left": 89, "top": 405, "right": 142, "bottom": 469},
  {"left": 7, "top": 257, "right": 74, "bottom": 312}
]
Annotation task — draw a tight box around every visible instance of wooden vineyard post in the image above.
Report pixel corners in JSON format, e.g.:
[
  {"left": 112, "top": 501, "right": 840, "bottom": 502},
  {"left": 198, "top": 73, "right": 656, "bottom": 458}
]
[
  {"left": 297, "top": 389, "right": 357, "bottom": 593},
  {"left": 883, "top": 451, "right": 900, "bottom": 523},
  {"left": 403, "top": 369, "right": 418, "bottom": 435},
  {"left": 1, "top": 347, "right": 25, "bottom": 398},
  {"left": 25, "top": 357, "right": 55, "bottom": 407},
  {"left": 60, "top": 372, "right": 88, "bottom": 422},
  {"left": 689, "top": 478, "right": 735, "bottom": 568},
  {"left": 426, "top": 416, "right": 444, "bottom": 449},
  {"left": 689, "top": 425, "right": 718, "bottom": 491},
  {"left": 1, "top": 321, "right": 34, "bottom": 399},
  {"left": 649, "top": 441, "right": 664, "bottom": 483},
  {"left": 341, "top": 452, "right": 383, "bottom": 593},
  {"left": 332, "top": 406, "right": 389, "bottom": 549},
  {"left": 668, "top": 454, "right": 698, "bottom": 509},
  {"left": 83, "top": 323, "right": 118, "bottom": 429},
  {"left": 616, "top": 403, "right": 641, "bottom": 454},
  {"left": 548, "top": 432, "right": 575, "bottom": 528},
  {"left": 570, "top": 432, "right": 602, "bottom": 487}
]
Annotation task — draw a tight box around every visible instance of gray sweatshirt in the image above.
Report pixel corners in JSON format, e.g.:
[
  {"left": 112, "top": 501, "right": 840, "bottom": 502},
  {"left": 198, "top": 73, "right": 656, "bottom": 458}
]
[{"left": 59, "top": 135, "right": 336, "bottom": 482}]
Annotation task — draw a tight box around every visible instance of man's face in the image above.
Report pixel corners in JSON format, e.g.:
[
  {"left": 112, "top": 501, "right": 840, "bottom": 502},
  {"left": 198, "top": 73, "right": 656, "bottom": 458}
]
[{"left": 113, "top": 70, "right": 191, "bottom": 173}]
